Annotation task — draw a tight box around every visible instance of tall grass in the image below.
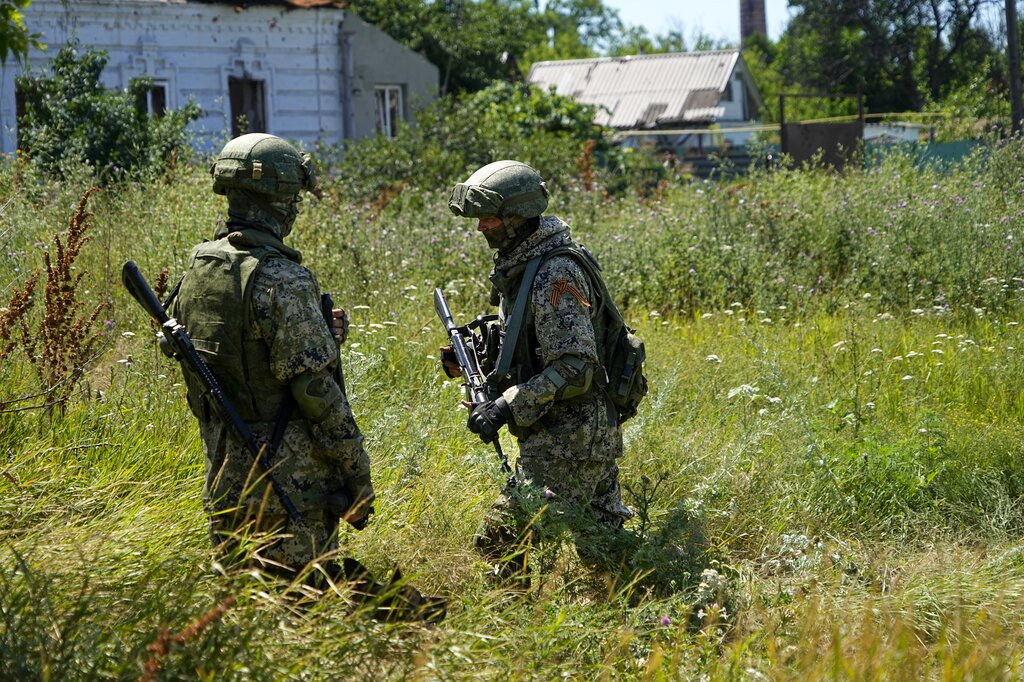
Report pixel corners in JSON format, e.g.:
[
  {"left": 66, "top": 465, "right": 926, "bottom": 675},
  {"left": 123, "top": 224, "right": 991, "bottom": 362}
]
[{"left": 2, "top": 142, "right": 1024, "bottom": 678}]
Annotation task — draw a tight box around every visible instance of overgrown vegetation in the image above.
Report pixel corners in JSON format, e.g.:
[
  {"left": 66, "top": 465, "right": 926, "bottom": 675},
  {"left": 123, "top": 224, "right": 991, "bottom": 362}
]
[
  {"left": 2, "top": 136, "right": 1024, "bottom": 677},
  {"left": 334, "top": 80, "right": 613, "bottom": 201},
  {"left": 15, "top": 43, "right": 200, "bottom": 181}
]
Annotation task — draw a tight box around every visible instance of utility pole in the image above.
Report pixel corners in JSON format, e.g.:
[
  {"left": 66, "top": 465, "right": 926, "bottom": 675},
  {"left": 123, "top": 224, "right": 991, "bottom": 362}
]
[{"left": 1009, "top": 0, "right": 1023, "bottom": 134}]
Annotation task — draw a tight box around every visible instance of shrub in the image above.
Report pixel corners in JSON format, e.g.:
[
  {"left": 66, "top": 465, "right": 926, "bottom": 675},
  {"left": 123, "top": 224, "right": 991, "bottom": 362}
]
[
  {"left": 15, "top": 42, "right": 200, "bottom": 182},
  {"left": 336, "top": 81, "right": 615, "bottom": 201}
]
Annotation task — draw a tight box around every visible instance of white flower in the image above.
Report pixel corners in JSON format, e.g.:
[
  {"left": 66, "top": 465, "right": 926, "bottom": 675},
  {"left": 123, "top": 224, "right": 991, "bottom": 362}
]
[
  {"left": 901, "top": 375, "right": 914, "bottom": 381},
  {"left": 706, "top": 354, "right": 722, "bottom": 363},
  {"left": 121, "top": 331, "right": 135, "bottom": 338}
]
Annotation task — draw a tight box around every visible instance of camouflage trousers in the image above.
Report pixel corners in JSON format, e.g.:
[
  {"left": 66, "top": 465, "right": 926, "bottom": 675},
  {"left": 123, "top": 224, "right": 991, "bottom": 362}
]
[
  {"left": 209, "top": 507, "right": 338, "bottom": 576},
  {"left": 474, "top": 455, "right": 634, "bottom": 578}
]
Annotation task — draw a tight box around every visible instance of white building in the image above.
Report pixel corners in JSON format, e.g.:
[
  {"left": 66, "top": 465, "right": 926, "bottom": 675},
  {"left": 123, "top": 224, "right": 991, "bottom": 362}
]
[
  {"left": 0, "top": 0, "right": 439, "bottom": 154},
  {"left": 528, "top": 50, "right": 763, "bottom": 152}
]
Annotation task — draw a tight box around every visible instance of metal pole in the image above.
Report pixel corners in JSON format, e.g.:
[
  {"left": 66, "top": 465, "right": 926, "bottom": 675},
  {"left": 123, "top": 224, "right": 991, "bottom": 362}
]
[{"left": 1008, "top": 0, "right": 1023, "bottom": 135}]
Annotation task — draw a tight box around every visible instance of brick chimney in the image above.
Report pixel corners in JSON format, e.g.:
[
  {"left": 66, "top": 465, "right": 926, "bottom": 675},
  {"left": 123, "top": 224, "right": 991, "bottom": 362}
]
[{"left": 740, "top": 0, "right": 766, "bottom": 42}]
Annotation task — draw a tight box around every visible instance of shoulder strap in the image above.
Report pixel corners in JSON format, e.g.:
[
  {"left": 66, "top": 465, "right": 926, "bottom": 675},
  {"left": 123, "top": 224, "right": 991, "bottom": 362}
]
[
  {"left": 491, "top": 255, "right": 544, "bottom": 382},
  {"left": 491, "top": 244, "right": 618, "bottom": 382}
]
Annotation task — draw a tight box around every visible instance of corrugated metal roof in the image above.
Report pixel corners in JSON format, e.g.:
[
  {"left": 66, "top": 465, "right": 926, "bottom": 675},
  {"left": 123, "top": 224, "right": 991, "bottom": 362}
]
[{"left": 527, "top": 50, "right": 740, "bottom": 129}]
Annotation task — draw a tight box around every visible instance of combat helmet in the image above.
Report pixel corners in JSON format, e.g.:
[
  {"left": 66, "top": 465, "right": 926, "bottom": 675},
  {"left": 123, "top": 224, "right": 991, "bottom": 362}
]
[
  {"left": 211, "top": 133, "right": 317, "bottom": 201},
  {"left": 448, "top": 160, "right": 548, "bottom": 226}
]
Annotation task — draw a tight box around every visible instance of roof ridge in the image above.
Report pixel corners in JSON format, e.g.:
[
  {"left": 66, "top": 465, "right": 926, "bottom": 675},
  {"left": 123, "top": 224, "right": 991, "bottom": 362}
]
[{"left": 531, "top": 49, "right": 740, "bottom": 68}]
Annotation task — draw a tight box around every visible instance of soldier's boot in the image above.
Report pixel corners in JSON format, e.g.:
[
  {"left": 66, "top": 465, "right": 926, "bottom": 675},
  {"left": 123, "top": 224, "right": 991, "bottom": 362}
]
[
  {"left": 473, "top": 526, "right": 535, "bottom": 591},
  {"left": 338, "top": 558, "right": 447, "bottom": 624}
]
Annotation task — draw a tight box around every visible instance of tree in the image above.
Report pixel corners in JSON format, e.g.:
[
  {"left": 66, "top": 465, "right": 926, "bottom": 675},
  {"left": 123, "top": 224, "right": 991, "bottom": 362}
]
[
  {"left": 16, "top": 44, "right": 200, "bottom": 180},
  {"left": 0, "top": 0, "right": 42, "bottom": 65},
  {"left": 347, "top": 0, "right": 545, "bottom": 93},
  {"left": 524, "top": 0, "right": 624, "bottom": 64},
  {"left": 776, "top": 0, "right": 998, "bottom": 113}
]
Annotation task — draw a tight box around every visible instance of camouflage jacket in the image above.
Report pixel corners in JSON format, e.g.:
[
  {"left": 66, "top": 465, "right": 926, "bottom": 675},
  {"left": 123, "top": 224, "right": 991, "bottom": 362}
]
[
  {"left": 489, "top": 216, "right": 622, "bottom": 461},
  {"left": 175, "top": 221, "right": 367, "bottom": 516}
]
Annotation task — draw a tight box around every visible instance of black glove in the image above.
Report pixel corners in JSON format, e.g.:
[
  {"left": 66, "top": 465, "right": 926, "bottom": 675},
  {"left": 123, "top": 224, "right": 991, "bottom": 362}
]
[
  {"left": 467, "top": 397, "right": 512, "bottom": 443},
  {"left": 343, "top": 474, "right": 375, "bottom": 530},
  {"left": 440, "top": 345, "right": 461, "bottom": 378}
]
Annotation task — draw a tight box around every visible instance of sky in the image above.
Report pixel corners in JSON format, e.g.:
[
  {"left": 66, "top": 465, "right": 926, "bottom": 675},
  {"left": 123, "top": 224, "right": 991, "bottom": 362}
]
[{"left": 601, "top": 0, "right": 794, "bottom": 46}]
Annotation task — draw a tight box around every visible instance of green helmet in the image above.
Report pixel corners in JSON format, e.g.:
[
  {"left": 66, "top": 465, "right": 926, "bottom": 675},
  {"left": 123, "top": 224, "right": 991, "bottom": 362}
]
[
  {"left": 210, "top": 133, "right": 317, "bottom": 201},
  {"left": 448, "top": 160, "right": 549, "bottom": 224}
]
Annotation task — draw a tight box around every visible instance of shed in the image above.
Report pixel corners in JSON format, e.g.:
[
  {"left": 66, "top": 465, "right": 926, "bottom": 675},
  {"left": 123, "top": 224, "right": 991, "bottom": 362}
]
[
  {"left": 0, "top": 0, "right": 439, "bottom": 155},
  {"left": 527, "top": 50, "right": 763, "bottom": 150}
]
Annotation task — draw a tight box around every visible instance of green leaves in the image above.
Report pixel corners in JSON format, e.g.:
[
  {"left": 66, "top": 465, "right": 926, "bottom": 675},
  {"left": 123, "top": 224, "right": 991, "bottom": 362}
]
[
  {"left": 0, "top": 0, "right": 42, "bottom": 66},
  {"left": 15, "top": 42, "right": 200, "bottom": 182}
]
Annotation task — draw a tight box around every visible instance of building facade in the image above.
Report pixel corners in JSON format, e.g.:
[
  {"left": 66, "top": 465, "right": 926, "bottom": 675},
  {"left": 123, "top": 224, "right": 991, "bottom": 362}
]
[{"left": 0, "top": 0, "right": 439, "bottom": 154}]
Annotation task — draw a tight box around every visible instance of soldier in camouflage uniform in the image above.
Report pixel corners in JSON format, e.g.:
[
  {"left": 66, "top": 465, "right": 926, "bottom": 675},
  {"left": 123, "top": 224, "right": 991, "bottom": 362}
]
[
  {"left": 445, "top": 160, "right": 633, "bottom": 580},
  {"left": 170, "top": 134, "right": 373, "bottom": 575}
]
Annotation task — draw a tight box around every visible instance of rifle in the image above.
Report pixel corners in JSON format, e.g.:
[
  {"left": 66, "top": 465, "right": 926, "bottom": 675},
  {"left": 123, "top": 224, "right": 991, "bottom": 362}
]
[
  {"left": 433, "top": 287, "right": 511, "bottom": 476},
  {"left": 121, "top": 260, "right": 304, "bottom": 525}
]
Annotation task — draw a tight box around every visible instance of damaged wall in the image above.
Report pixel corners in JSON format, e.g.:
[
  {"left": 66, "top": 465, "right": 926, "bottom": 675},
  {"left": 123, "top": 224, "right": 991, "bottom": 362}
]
[{"left": 0, "top": 0, "right": 438, "bottom": 154}]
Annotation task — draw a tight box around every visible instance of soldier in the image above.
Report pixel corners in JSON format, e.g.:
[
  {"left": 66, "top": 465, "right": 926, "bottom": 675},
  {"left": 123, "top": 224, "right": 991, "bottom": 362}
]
[
  {"left": 445, "top": 160, "right": 635, "bottom": 582},
  {"left": 165, "top": 134, "right": 445, "bottom": 621},
  {"left": 168, "top": 133, "right": 373, "bottom": 575}
]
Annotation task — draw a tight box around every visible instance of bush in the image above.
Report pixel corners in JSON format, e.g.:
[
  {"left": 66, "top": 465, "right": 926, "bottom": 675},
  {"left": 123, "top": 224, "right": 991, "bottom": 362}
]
[
  {"left": 15, "top": 42, "right": 200, "bottom": 182},
  {"left": 336, "top": 81, "right": 614, "bottom": 201}
]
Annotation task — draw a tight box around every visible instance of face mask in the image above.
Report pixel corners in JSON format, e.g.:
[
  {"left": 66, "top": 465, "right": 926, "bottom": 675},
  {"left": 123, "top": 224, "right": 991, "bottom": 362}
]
[
  {"left": 483, "top": 223, "right": 511, "bottom": 250},
  {"left": 271, "top": 196, "right": 301, "bottom": 237}
]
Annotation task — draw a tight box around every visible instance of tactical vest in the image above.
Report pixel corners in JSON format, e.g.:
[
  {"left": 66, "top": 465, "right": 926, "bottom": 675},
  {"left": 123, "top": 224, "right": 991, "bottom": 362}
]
[
  {"left": 487, "top": 243, "right": 608, "bottom": 394},
  {"left": 488, "top": 243, "right": 648, "bottom": 423},
  {"left": 172, "top": 237, "right": 290, "bottom": 423}
]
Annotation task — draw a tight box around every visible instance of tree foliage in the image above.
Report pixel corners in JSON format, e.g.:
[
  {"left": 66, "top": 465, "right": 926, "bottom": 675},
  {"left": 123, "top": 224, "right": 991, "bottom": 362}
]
[
  {"left": 0, "top": 0, "right": 42, "bottom": 65},
  {"left": 347, "top": 0, "right": 545, "bottom": 93},
  {"left": 336, "top": 80, "right": 608, "bottom": 200},
  {"left": 774, "top": 0, "right": 1000, "bottom": 114},
  {"left": 16, "top": 44, "right": 200, "bottom": 181}
]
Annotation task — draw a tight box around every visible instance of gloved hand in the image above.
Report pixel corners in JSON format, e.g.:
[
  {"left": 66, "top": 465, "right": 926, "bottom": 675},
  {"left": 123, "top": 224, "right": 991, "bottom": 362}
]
[
  {"left": 343, "top": 473, "right": 375, "bottom": 530},
  {"left": 467, "top": 397, "right": 512, "bottom": 443},
  {"left": 440, "top": 345, "right": 462, "bottom": 378},
  {"left": 330, "top": 307, "right": 350, "bottom": 345}
]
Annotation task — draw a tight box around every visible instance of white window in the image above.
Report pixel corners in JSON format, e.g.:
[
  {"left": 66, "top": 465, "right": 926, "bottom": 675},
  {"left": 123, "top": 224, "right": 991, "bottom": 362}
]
[{"left": 375, "top": 85, "right": 403, "bottom": 137}]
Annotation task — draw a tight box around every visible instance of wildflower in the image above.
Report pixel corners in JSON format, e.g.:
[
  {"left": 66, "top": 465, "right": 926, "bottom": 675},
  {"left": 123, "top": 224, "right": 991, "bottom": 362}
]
[
  {"left": 705, "top": 354, "right": 722, "bottom": 363},
  {"left": 659, "top": 616, "right": 672, "bottom": 627},
  {"left": 901, "top": 375, "right": 913, "bottom": 381}
]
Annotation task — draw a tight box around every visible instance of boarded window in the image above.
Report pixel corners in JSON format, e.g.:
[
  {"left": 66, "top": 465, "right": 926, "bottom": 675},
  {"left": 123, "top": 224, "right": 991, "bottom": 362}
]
[
  {"left": 374, "top": 85, "right": 403, "bottom": 137},
  {"left": 229, "top": 76, "right": 266, "bottom": 136},
  {"left": 135, "top": 82, "right": 168, "bottom": 119}
]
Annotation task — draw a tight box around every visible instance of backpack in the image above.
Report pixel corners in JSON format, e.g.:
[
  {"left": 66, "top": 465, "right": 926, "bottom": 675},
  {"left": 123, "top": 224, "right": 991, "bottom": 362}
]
[
  {"left": 497, "top": 244, "right": 648, "bottom": 423},
  {"left": 563, "top": 246, "right": 648, "bottom": 423}
]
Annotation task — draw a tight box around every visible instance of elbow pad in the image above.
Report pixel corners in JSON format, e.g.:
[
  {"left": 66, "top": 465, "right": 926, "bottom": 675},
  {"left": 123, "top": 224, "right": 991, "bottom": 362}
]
[
  {"left": 290, "top": 369, "right": 343, "bottom": 424},
  {"left": 543, "top": 354, "right": 594, "bottom": 401}
]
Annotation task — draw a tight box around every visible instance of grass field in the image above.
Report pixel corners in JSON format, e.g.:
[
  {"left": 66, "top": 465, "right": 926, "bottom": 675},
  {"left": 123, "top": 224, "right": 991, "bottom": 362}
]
[{"left": 2, "top": 142, "right": 1024, "bottom": 679}]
